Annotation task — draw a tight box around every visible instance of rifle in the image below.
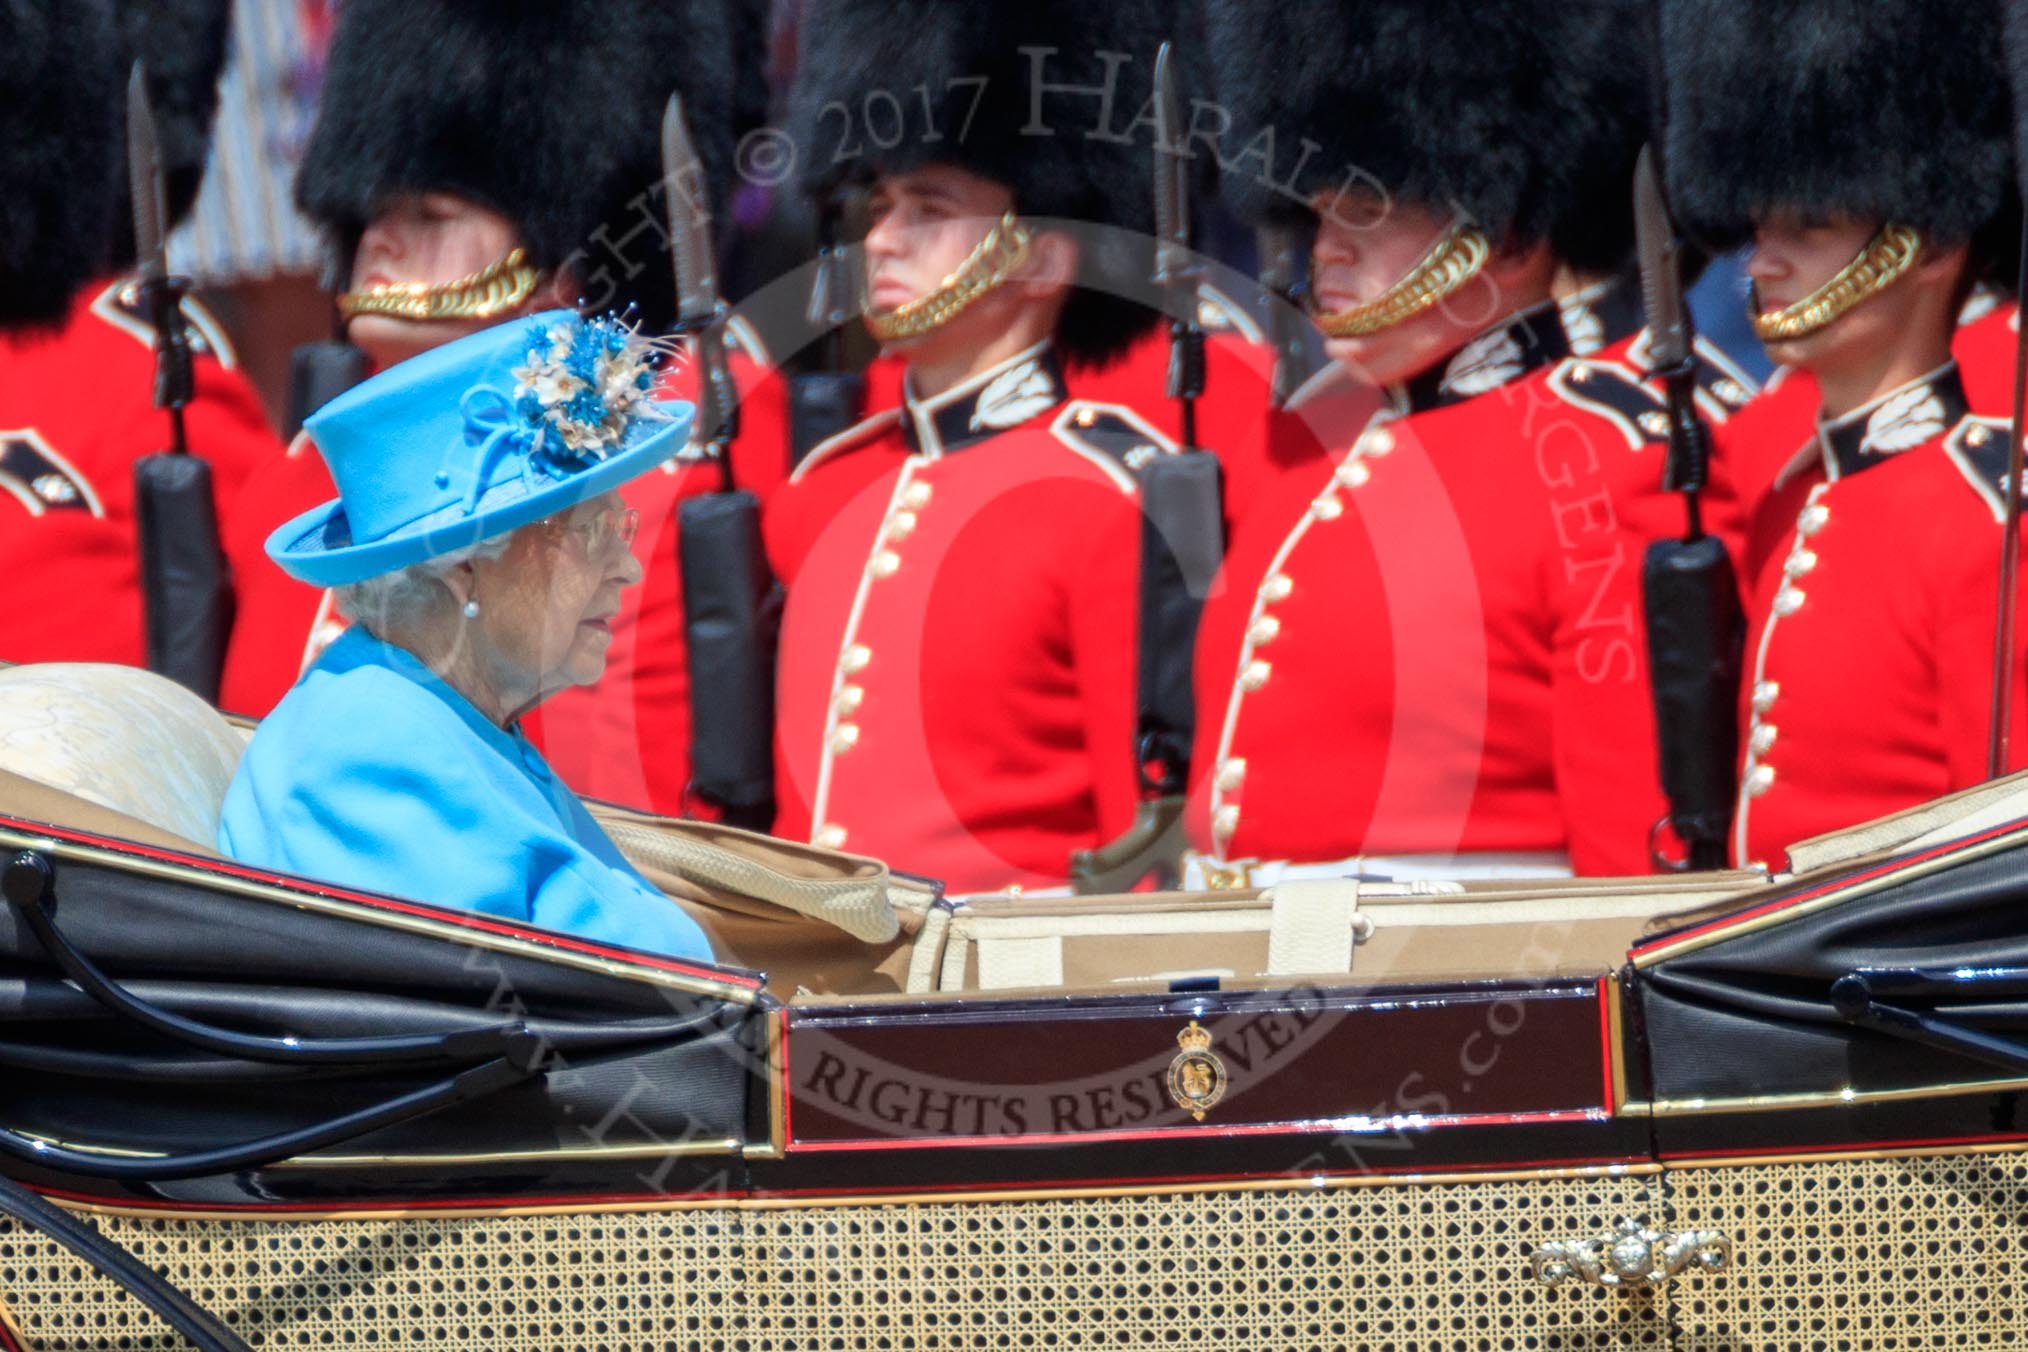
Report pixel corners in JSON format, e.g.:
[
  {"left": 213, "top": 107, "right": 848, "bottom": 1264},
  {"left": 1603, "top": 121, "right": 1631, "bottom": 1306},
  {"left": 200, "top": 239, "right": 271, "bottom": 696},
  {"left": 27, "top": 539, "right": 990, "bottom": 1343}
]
[
  {"left": 664, "top": 93, "right": 781, "bottom": 832},
  {"left": 1633, "top": 145, "right": 1744, "bottom": 870},
  {"left": 1071, "top": 40, "right": 1225, "bottom": 893},
  {"left": 788, "top": 194, "right": 867, "bottom": 467},
  {"left": 128, "top": 62, "right": 230, "bottom": 702}
]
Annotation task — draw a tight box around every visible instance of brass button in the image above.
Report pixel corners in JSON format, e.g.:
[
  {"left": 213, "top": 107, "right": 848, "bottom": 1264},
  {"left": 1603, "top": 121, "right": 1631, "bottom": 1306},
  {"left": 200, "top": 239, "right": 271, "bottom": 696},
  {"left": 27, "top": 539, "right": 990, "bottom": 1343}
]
[
  {"left": 869, "top": 550, "right": 902, "bottom": 578},
  {"left": 1798, "top": 503, "right": 1830, "bottom": 536},
  {"left": 1752, "top": 680, "right": 1781, "bottom": 714},
  {"left": 1248, "top": 616, "right": 1282, "bottom": 647},
  {"left": 1240, "top": 660, "right": 1272, "bottom": 692},
  {"left": 1310, "top": 493, "right": 1344, "bottom": 522},
  {"left": 815, "top": 824, "right": 848, "bottom": 850},
  {"left": 1969, "top": 425, "right": 1992, "bottom": 448},
  {"left": 1337, "top": 460, "right": 1372, "bottom": 489},
  {"left": 1746, "top": 763, "right": 1776, "bottom": 797},
  {"left": 1260, "top": 574, "right": 1294, "bottom": 603},
  {"left": 829, "top": 724, "right": 861, "bottom": 755},
  {"left": 840, "top": 644, "right": 873, "bottom": 675},
  {"left": 1211, "top": 805, "right": 1240, "bottom": 841},
  {"left": 1773, "top": 585, "right": 1805, "bottom": 617},
  {"left": 834, "top": 685, "right": 865, "bottom": 716},
  {"left": 1215, "top": 759, "right": 1247, "bottom": 793},
  {"left": 1749, "top": 723, "right": 1778, "bottom": 755},
  {"left": 1784, "top": 549, "right": 1818, "bottom": 578},
  {"left": 901, "top": 481, "right": 933, "bottom": 511},
  {"left": 886, "top": 510, "right": 919, "bottom": 540},
  {"left": 1358, "top": 425, "right": 1396, "bottom": 456}
]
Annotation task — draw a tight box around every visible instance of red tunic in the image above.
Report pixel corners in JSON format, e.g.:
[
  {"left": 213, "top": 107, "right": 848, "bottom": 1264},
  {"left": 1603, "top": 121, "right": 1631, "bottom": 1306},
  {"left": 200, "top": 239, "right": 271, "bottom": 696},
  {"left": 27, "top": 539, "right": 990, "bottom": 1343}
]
[
  {"left": 765, "top": 342, "right": 1156, "bottom": 893},
  {"left": 1729, "top": 364, "right": 2028, "bottom": 867},
  {"left": 1185, "top": 301, "right": 1736, "bottom": 879},
  {"left": 217, "top": 326, "right": 789, "bottom": 818},
  {"left": 1955, "top": 297, "right": 2020, "bottom": 417},
  {"left": 0, "top": 279, "right": 279, "bottom": 667}
]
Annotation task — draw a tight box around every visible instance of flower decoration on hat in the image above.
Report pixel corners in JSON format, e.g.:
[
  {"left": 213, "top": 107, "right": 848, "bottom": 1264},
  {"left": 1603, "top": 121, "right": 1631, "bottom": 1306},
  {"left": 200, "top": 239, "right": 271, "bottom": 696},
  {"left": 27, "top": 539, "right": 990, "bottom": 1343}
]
[
  {"left": 453, "top": 313, "right": 681, "bottom": 510},
  {"left": 514, "top": 315, "right": 675, "bottom": 465}
]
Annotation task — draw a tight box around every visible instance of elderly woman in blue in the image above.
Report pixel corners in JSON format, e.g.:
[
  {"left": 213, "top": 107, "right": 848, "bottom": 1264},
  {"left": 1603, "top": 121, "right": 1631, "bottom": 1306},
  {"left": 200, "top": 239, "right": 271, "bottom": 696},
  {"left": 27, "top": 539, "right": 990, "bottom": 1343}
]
[{"left": 219, "top": 311, "right": 712, "bottom": 962}]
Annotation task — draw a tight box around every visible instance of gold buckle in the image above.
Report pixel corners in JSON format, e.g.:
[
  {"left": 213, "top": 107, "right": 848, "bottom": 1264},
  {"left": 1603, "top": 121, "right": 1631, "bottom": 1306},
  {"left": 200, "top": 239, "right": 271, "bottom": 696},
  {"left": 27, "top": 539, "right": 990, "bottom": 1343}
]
[{"left": 1199, "top": 860, "right": 1255, "bottom": 891}]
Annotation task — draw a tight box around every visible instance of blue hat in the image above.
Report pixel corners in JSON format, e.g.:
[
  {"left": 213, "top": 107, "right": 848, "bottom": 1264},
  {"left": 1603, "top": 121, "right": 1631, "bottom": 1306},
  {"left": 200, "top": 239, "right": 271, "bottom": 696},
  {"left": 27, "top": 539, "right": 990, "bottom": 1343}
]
[{"left": 268, "top": 310, "right": 694, "bottom": 586}]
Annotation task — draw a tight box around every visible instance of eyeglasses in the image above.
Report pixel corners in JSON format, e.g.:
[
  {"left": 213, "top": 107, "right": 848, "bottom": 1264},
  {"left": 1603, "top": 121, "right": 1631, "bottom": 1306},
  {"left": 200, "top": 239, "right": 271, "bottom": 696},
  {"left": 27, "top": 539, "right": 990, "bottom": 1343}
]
[{"left": 549, "top": 505, "right": 640, "bottom": 559}]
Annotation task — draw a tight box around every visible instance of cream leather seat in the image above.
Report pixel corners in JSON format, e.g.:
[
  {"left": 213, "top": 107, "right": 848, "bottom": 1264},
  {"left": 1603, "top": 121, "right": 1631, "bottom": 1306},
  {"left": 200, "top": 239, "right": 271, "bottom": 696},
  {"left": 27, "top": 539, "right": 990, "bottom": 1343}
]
[{"left": 0, "top": 663, "right": 244, "bottom": 848}]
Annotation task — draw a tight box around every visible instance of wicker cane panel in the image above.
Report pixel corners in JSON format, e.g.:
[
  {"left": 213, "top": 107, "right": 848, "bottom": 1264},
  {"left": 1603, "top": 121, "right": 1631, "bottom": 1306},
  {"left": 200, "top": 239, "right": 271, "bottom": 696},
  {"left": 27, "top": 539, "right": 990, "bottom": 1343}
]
[
  {"left": 740, "top": 1174, "right": 1664, "bottom": 1352},
  {"left": 0, "top": 1209, "right": 746, "bottom": 1351},
  {"left": 0, "top": 1173, "right": 1667, "bottom": 1351},
  {"left": 1668, "top": 1147, "right": 2028, "bottom": 1351}
]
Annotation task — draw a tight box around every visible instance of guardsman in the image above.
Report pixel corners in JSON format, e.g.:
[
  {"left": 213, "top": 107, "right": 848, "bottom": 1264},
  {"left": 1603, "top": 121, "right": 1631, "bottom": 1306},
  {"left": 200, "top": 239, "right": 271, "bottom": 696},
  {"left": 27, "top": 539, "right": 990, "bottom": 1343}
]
[
  {"left": 1181, "top": 0, "right": 1683, "bottom": 887},
  {"left": 1665, "top": 0, "right": 2024, "bottom": 869},
  {"left": 0, "top": 0, "right": 277, "bottom": 669},
  {"left": 218, "top": 0, "right": 789, "bottom": 819},
  {"left": 766, "top": 0, "right": 1181, "bottom": 893}
]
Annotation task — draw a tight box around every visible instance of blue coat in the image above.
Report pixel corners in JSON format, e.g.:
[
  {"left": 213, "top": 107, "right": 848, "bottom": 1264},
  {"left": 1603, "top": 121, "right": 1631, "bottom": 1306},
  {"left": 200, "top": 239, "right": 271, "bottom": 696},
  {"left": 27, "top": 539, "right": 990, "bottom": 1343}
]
[{"left": 219, "top": 627, "right": 714, "bottom": 962}]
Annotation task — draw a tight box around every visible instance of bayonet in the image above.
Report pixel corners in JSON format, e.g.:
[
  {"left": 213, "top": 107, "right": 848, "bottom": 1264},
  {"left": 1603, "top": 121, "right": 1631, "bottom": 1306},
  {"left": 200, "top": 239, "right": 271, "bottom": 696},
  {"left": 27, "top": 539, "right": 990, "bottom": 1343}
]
[
  {"left": 1633, "top": 146, "right": 1691, "bottom": 374},
  {"left": 1151, "top": 42, "right": 1194, "bottom": 295},
  {"left": 1150, "top": 40, "right": 1203, "bottom": 445},
  {"left": 127, "top": 62, "right": 192, "bottom": 436},
  {"left": 127, "top": 62, "right": 168, "bottom": 290},
  {"left": 660, "top": 92, "right": 737, "bottom": 482},
  {"left": 1633, "top": 145, "right": 1709, "bottom": 504}
]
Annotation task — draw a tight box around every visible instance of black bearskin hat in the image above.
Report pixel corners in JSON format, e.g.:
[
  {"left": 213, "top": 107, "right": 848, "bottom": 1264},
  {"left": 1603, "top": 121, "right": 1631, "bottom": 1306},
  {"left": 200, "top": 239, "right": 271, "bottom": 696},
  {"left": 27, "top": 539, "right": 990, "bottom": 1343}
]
[
  {"left": 1662, "top": 0, "right": 2012, "bottom": 252},
  {"left": 1204, "top": 0, "right": 1650, "bottom": 272},
  {"left": 0, "top": 0, "right": 119, "bottom": 327},
  {"left": 789, "top": 0, "right": 1169, "bottom": 368},
  {"left": 297, "top": 0, "right": 745, "bottom": 335},
  {"left": 109, "top": 0, "right": 234, "bottom": 268}
]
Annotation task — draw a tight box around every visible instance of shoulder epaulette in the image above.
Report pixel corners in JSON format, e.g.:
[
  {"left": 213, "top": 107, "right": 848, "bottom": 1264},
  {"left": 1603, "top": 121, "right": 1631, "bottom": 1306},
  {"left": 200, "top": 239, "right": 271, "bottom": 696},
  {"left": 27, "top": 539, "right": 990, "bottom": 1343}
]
[
  {"left": 1049, "top": 399, "right": 1179, "bottom": 493},
  {"left": 789, "top": 406, "right": 902, "bottom": 483},
  {"left": 1546, "top": 358, "right": 1672, "bottom": 451},
  {"left": 0, "top": 428, "right": 105, "bottom": 517},
  {"left": 1943, "top": 414, "right": 2014, "bottom": 524},
  {"left": 724, "top": 314, "right": 772, "bottom": 369},
  {"left": 88, "top": 279, "right": 236, "bottom": 368},
  {"left": 1195, "top": 284, "right": 1266, "bottom": 346},
  {"left": 1689, "top": 336, "right": 1760, "bottom": 415},
  {"left": 1624, "top": 328, "right": 1760, "bottom": 421}
]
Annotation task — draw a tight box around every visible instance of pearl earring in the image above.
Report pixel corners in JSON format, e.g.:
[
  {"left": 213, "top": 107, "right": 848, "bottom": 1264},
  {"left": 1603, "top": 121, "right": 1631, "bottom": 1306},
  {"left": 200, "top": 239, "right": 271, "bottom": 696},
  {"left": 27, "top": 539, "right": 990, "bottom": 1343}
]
[{"left": 462, "top": 599, "right": 480, "bottom": 620}]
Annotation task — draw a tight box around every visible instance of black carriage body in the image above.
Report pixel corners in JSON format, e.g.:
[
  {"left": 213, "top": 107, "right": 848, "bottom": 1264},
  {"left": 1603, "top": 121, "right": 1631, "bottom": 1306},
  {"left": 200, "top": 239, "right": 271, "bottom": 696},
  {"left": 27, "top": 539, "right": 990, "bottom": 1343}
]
[{"left": 3, "top": 806, "right": 2028, "bottom": 1350}]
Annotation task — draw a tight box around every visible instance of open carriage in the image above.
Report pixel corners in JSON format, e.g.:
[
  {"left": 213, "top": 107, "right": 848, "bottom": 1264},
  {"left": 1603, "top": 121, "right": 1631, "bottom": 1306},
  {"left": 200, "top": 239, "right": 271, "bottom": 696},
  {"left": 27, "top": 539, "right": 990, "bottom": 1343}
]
[{"left": 2, "top": 665, "right": 2027, "bottom": 1351}]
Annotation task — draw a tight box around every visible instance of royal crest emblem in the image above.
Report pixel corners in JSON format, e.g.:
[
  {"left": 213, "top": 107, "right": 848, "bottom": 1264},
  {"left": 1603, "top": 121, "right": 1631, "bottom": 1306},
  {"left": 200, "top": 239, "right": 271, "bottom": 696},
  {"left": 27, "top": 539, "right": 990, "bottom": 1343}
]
[{"left": 1165, "top": 1020, "right": 1229, "bottom": 1121}]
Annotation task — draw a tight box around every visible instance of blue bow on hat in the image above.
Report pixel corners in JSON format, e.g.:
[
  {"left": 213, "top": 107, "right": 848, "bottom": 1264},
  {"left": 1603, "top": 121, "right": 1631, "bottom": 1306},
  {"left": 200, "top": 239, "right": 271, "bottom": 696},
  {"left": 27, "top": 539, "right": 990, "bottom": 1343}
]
[{"left": 267, "top": 310, "right": 695, "bottom": 586}]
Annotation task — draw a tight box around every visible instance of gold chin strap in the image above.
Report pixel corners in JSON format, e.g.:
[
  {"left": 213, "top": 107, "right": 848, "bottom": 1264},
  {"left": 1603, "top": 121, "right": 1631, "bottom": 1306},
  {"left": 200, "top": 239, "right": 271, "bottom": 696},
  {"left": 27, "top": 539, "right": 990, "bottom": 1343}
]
[
  {"left": 862, "top": 211, "right": 1035, "bottom": 343},
  {"left": 338, "top": 247, "right": 544, "bottom": 323},
  {"left": 1751, "top": 224, "right": 1923, "bottom": 343},
  {"left": 1310, "top": 223, "right": 1492, "bottom": 339}
]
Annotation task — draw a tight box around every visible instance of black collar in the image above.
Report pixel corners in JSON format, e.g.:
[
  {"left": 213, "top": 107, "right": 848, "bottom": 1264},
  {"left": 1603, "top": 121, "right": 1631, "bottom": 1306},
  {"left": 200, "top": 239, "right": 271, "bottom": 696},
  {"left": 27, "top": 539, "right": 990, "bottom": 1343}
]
[
  {"left": 1559, "top": 275, "right": 1645, "bottom": 357},
  {"left": 1399, "top": 300, "right": 1572, "bottom": 416},
  {"left": 900, "top": 342, "right": 1067, "bottom": 457},
  {"left": 1817, "top": 362, "right": 1969, "bottom": 481}
]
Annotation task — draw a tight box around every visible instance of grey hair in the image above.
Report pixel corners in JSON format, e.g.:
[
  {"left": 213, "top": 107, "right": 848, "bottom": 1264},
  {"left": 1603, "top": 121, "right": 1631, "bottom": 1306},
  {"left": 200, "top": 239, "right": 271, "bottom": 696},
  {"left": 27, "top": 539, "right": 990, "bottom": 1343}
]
[{"left": 332, "top": 534, "right": 513, "bottom": 637}]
